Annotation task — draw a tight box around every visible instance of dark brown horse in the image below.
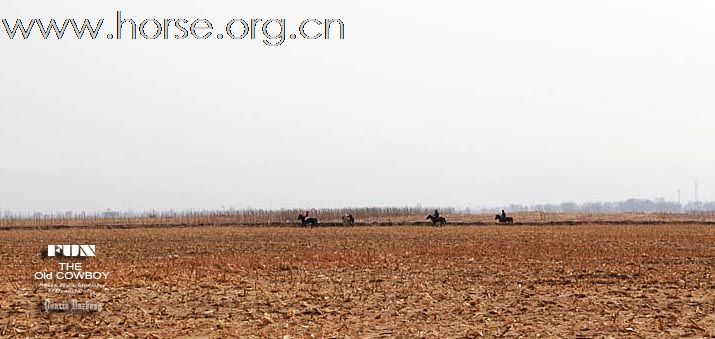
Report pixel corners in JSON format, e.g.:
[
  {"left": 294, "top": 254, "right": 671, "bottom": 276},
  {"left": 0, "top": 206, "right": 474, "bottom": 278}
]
[
  {"left": 495, "top": 214, "right": 514, "bottom": 223},
  {"left": 342, "top": 214, "right": 355, "bottom": 226},
  {"left": 426, "top": 214, "right": 447, "bottom": 226},
  {"left": 298, "top": 214, "right": 318, "bottom": 227}
]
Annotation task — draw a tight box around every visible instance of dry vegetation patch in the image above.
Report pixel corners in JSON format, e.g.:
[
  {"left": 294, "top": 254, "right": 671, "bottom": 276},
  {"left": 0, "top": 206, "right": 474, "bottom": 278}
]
[{"left": 1, "top": 224, "right": 713, "bottom": 337}]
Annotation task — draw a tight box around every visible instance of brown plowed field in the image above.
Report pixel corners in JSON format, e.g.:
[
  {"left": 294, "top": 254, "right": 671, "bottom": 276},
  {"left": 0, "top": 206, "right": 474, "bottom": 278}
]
[{"left": 1, "top": 224, "right": 714, "bottom": 337}]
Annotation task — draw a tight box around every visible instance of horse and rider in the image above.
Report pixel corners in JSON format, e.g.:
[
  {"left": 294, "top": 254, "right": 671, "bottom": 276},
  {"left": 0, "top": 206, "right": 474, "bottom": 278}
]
[
  {"left": 426, "top": 209, "right": 447, "bottom": 226},
  {"left": 342, "top": 213, "right": 355, "bottom": 226},
  {"left": 298, "top": 211, "right": 318, "bottom": 227},
  {"left": 496, "top": 210, "right": 514, "bottom": 223},
  {"left": 298, "top": 210, "right": 357, "bottom": 227}
]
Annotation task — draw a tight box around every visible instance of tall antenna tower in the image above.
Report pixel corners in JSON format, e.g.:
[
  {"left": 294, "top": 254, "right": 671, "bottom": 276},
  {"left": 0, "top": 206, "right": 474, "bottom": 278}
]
[
  {"left": 694, "top": 180, "right": 699, "bottom": 203},
  {"left": 677, "top": 188, "right": 681, "bottom": 205}
]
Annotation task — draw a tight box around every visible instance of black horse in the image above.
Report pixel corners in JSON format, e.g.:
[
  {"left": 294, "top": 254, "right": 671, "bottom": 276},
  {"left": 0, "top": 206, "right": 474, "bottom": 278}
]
[
  {"left": 426, "top": 214, "right": 447, "bottom": 226},
  {"left": 342, "top": 214, "right": 355, "bottom": 226},
  {"left": 495, "top": 214, "right": 514, "bottom": 223},
  {"left": 298, "top": 214, "right": 318, "bottom": 227}
]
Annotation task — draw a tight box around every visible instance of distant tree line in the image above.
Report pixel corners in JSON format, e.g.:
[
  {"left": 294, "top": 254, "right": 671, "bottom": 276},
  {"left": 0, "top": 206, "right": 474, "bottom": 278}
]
[
  {"left": 0, "top": 206, "right": 457, "bottom": 227},
  {"left": 481, "top": 199, "right": 715, "bottom": 214},
  {"left": 1, "top": 199, "right": 714, "bottom": 227}
]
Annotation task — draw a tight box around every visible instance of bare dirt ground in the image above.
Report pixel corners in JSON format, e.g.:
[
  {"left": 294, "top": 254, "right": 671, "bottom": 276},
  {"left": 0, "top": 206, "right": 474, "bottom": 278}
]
[{"left": 1, "top": 224, "right": 714, "bottom": 338}]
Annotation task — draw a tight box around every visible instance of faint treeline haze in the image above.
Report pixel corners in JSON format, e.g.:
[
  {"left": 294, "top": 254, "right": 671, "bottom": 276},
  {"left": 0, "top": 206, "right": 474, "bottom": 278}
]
[
  {"left": 0, "top": 199, "right": 714, "bottom": 228},
  {"left": 488, "top": 199, "right": 715, "bottom": 214}
]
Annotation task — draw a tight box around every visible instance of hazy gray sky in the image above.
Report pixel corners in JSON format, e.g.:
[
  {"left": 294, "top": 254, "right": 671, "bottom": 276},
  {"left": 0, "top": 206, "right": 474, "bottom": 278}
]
[{"left": 1, "top": 0, "right": 713, "bottom": 212}]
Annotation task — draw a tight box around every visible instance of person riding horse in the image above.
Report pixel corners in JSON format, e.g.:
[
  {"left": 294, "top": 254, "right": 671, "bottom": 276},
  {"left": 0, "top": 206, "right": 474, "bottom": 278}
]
[
  {"left": 496, "top": 210, "right": 514, "bottom": 223},
  {"left": 426, "top": 211, "right": 446, "bottom": 226},
  {"left": 298, "top": 213, "right": 318, "bottom": 227},
  {"left": 342, "top": 213, "right": 355, "bottom": 226}
]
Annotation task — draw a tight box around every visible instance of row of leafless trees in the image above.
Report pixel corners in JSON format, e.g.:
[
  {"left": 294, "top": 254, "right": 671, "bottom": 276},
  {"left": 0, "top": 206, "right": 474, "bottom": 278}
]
[
  {"left": 2, "top": 199, "right": 714, "bottom": 228},
  {"left": 0, "top": 207, "right": 456, "bottom": 228}
]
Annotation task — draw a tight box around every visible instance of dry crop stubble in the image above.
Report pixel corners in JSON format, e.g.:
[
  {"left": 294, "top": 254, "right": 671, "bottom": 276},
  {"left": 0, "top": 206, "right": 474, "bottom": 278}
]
[{"left": 0, "top": 224, "right": 713, "bottom": 337}]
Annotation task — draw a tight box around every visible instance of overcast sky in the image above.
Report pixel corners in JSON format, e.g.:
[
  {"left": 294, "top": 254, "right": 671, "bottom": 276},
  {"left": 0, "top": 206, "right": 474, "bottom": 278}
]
[{"left": 1, "top": 0, "right": 713, "bottom": 212}]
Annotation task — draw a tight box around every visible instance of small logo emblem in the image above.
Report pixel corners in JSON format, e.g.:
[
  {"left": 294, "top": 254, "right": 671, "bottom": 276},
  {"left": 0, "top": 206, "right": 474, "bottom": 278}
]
[{"left": 46, "top": 245, "right": 96, "bottom": 257}]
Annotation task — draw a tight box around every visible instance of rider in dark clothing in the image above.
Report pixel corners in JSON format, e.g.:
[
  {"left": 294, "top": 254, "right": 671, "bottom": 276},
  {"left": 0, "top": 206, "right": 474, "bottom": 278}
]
[
  {"left": 501, "top": 210, "right": 507, "bottom": 220},
  {"left": 434, "top": 210, "right": 440, "bottom": 219}
]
